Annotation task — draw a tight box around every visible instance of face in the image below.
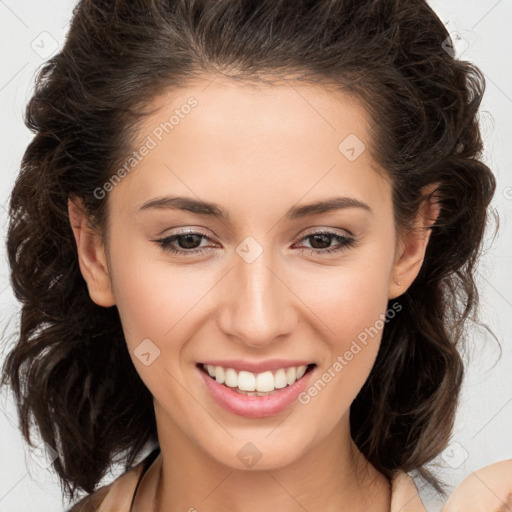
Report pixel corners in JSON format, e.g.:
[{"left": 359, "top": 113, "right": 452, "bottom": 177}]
[{"left": 71, "top": 76, "right": 434, "bottom": 472}]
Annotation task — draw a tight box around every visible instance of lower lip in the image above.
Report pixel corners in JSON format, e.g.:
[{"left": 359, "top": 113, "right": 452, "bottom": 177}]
[{"left": 198, "top": 365, "right": 315, "bottom": 418}]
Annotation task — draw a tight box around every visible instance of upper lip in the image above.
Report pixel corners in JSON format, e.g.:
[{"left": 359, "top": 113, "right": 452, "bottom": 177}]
[{"left": 199, "top": 359, "right": 313, "bottom": 373}]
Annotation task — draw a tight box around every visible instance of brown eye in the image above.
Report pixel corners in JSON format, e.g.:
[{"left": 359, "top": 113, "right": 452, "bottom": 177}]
[
  {"left": 172, "top": 233, "right": 204, "bottom": 250},
  {"left": 153, "top": 231, "right": 214, "bottom": 255},
  {"left": 296, "top": 231, "right": 357, "bottom": 255}
]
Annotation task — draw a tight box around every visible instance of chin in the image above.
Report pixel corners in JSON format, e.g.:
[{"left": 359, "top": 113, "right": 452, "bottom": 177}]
[{"left": 202, "top": 433, "right": 314, "bottom": 472}]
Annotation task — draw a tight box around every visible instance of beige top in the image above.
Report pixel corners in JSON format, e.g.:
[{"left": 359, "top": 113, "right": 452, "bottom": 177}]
[{"left": 68, "top": 450, "right": 427, "bottom": 512}]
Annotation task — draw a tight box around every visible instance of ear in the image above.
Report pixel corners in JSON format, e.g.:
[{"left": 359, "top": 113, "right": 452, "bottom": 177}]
[
  {"left": 68, "top": 196, "right": 116, "bottom": 307},
  {"left": 388, "top": 183, "right": 441, "bottom": 299}
]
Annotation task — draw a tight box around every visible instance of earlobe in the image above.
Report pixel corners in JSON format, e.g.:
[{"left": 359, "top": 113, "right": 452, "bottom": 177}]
[
  {"left": 388, "top": 184, "right": 441, "bottom": 299},
  {"left": 68, "top": 197, "right": 116, "bottom": 307}
]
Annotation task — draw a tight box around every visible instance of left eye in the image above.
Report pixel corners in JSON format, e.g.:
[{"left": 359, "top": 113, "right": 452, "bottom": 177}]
[
  {"left": 153, "top": 230, "right": 357, "bottom": 256},
  {"left": 296, "top": 231, "right": 357, "bottom": 254}
]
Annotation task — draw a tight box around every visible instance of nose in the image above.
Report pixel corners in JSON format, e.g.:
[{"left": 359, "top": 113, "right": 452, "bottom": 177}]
[{"left": 217, "top": 247, "right": 298, "bottom": 349}]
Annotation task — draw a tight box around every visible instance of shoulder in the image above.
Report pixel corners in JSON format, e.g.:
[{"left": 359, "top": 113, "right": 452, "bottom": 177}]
[
  {"left": 65, "top": 460, "right": 147, "bottom": 512},
  {"left": 66, "top": 485, "right": 112, "bottom": 512},
  {"left": 390, "top": 471, "right": 427, "bottom": 512},
  {"left": 442, "top": 460, "right": 512, "bottom": 512}
]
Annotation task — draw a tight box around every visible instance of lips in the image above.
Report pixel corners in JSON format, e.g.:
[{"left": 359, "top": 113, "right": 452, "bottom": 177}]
[{"left": 197, "top": 361, "right": 316, "bottom": 418}]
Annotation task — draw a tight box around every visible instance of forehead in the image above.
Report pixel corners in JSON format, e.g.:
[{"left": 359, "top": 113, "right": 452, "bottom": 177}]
[
  {"left": 109, "top": 76, "right": 392, "bottom": 220},
  {"left": 138, "top": 76, "right": 372, "bottom": 154}
]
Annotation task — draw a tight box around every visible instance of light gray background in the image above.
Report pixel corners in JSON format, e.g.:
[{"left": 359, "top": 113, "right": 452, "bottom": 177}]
[{"left": 0, "top": 1, "right": 511, "bottom": 511}]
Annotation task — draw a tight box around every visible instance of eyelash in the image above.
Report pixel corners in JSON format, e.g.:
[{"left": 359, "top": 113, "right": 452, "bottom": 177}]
[{"left": 153, "top": 229, "right": 357, "bottom": 257}]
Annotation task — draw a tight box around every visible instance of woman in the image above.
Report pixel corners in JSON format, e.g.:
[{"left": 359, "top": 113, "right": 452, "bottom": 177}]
[{"left": 1, "top": 0, "right": 506, "bottom": 510}]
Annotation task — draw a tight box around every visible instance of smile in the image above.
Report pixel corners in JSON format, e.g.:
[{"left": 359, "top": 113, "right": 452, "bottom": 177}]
[
  {"left": 197, "top": 362, "right": 316, "bottom": 418},
  {"left": 202, "top": 363, "right": 310, "bottom": 395}
]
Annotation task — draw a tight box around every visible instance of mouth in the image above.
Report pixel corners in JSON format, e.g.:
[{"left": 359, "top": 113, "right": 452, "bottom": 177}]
[{"left": 197, "top": 362, "right": 316, "bottom": 397}]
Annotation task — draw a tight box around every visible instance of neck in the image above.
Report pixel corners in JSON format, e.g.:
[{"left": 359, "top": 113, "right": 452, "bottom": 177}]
[{"left": 133, "top": 407, "right": 391, "bottom": 512}]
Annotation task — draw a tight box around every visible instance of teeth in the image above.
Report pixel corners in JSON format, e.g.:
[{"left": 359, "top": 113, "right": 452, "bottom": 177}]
[
  {"left": 202, "top": 364, "right": 310, "bottom": 393},
  {"left": 255, "top": 371, "right": 274, "bottom": 392},
  {"left": 286, "top": 367, "right": 296, "bottom": 385},
  {"left": 238, "top": 371, "right": 256, "bottom": 391},
  {"left": 225, "top": 368, "right": 238, "bottom": 388},
  {"left": 274, "top": 369, "right": 287, "bottom": 389},
  {"left": 215, "top": 366, "right": 225, "bottom": 384}
]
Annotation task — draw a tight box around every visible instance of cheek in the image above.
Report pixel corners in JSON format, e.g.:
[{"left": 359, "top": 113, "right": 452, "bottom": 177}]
[
  {"left": 109, "top": 240, "right": 211, "bottom": 346},
  {"left": 109, "top": 252, "right": 210, "bottom": 397},
  {"left": 297, "top": 302, "right": 387, "bottom": 446},
  {"left": 294, "top": 252, "right": 392, "bottom": 350},
  {"left": 111, "top": 236, "right": 393, "bottom": 351},
  {"left": 292, "top": 250, "right": 393, "bottom": 416}
]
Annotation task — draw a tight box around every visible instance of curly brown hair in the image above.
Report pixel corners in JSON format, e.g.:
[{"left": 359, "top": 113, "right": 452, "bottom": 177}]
[{"left": 2, "top": 0, "right": 497, "bottom": 505}]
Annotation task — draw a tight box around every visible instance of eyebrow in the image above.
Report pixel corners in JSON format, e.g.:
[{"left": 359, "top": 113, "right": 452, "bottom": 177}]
[{"left": 138, "top": 195, "right": 372, "bottom": 221}]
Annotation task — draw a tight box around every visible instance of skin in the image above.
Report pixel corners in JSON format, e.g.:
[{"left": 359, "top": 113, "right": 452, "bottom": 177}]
[
  {"left": 442, "top": 460, "right": 512, "bottom": 512},
  {"left": 68, "top": 75, "right": 439, "bottom": 512}
]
